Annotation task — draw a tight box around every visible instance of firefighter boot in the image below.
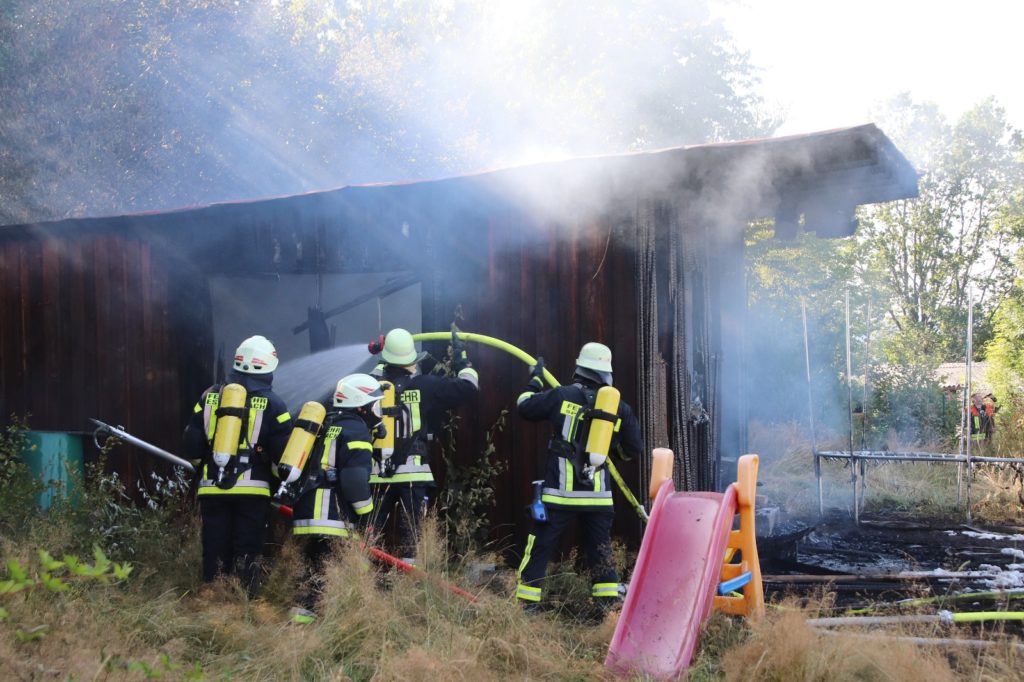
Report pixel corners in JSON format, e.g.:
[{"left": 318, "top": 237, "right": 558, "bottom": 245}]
[
  {"left": 288, "top": 607, "right": 317, "bottom": 625},
  {"left": 234, "top": 554, "right": 265, "bottom": 598}
]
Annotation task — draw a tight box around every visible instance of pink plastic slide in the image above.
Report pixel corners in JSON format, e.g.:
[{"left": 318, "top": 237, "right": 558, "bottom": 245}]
[{"left": 605, "top": 479, "right": 738, "bottom": 679}]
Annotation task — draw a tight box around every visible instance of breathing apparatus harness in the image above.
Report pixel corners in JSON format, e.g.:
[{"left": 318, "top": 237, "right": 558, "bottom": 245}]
[
  {"left": 373, "top": 372, "right": 417, "bottom": 479},
  {"left": 273, "top": 401, "right": 327, "bottom": 504},
  {"left": 285, "top": 398, "right": 383, "bottom": 496},
  {"left": 547, "top": 381, "right": 619, "bottom": 486},
  {"left": 293, "top": 414, "right": 343, "bottom": 499},
  {"left": 204, "top": 384, "right": 263, "bottom": 490}
]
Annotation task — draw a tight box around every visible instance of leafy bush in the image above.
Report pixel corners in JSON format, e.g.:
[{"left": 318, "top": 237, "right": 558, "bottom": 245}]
[
  {"left": 866, "top": 362, "right": 955, "bottom": 448},
  {"left": 0, "top": 417, "right": 199, "bottom": 591},
  {"left": 0, "top": 415, "right": 44, "bottom": 534},
  {"left": 62, "top": 455, "right": 199, "bottom": 590},
  {"left": 440, "top": 409, "right": 509, "bottom": 558},
  {"left": 0, "top": 545, "right": 132, "bottom": 642}
]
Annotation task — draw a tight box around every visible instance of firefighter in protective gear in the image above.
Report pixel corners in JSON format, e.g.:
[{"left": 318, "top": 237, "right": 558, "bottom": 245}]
[
  {"left": 182, "top": 335, "right": 292, "bottom": 595},
  {"left": 969, "top": 392, "right": 997, "bottom": 444},
  {"left": 368, "top": 328, "right": 479, "bottom": 563},
  {"left": 287, "top": 373, "right": 382, "bottom": 624},
  {"left": 514, "top": 342, "right": 642, "bottom": 612}
]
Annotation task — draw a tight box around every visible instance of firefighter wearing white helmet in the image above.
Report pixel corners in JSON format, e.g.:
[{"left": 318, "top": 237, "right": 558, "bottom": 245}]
[
  {"left": 287, "top": 373, "right": 383, "bottom": 624},
  {"left": 234, "top": 334, "right": 280, "bottom": 373},
  {"left": 182, "top": 335, "right": 292, "bottom": 596},
  {"left": 367, "top": 327, "right": 479, "bottom": 563},
  {"left": 513, "top": 342, "right": 643, "bottom": 613}
]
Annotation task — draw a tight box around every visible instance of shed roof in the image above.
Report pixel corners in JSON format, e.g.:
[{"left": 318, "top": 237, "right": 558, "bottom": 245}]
[{"left": 2, "top": 124, "right": 917, "bottom": 240}]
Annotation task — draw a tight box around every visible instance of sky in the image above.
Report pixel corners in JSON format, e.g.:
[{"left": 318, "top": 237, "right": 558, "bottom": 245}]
[{"left": 711, "top": 0, "right": 1024, "bottom": 136}]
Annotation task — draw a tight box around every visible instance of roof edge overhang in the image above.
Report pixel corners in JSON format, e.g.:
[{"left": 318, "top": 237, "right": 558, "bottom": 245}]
[{"left": 1, "top": 124, "right": 918, "bottom": 241}]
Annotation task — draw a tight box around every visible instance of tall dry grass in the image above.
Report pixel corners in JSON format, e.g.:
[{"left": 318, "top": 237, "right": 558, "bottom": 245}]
[
  {"left": 1, "top": 516, "right": 616, "bottom": 681},
  {"left": 717, "top": 597, "right": 1022, "bottom": 682},
  {"left": 689, "top": 587, "right": 1023, "bottom": 682}
]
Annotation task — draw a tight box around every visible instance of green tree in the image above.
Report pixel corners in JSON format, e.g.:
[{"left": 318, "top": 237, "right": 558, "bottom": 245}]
[
  {"left": 746, "top": 95, "right": 1024, "bottom": 444},
  {"left": 1, "top": 0, "right": 773, "bottom": 225},
  {"left": 986, "top": 249, "right": 1024, "bottom": 402},
  {"left": 744, "top": 221, "right": 885, "bottom": 431},
  {"left": 274, "top": 0, "right": 774, "bottom": 160},
  {"left": 861, "top": 96, "right": 1024, "bottom": 360}
]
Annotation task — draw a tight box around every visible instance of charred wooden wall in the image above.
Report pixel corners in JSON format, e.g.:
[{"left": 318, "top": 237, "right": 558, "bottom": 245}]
[
  {"left": 0, "top": 125, "right": 919, "bottom": 553},
  {"left": 0, "top": 229, "right": 212, "bottom": 490},
  {"left": 0, "top": 183, "right": 701, "bottom": 550},
  {"left": 419, "top": 205, "right": 648, "bottom": 550},
  {"left": 0, "top": 198, "right": 666, "bottom": 553}
]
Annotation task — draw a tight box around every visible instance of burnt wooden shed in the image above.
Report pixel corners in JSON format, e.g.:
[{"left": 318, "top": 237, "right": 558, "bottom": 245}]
[{"left": 0, "top": 124, "right": 917, "bottom": 547}]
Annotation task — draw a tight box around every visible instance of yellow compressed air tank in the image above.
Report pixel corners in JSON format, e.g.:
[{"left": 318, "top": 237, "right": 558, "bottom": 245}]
[
  {"left": 276, "top": 401, "right": 327, "bottom": 494},
  {"left": 212, "top": 383, "right": 247, "bottom": 481},
  {"left": 373, "top": 381, "right": 396, "bottom": 457},
  {"left": 585, "top": 386, "right": 620, "bottom": 467}
]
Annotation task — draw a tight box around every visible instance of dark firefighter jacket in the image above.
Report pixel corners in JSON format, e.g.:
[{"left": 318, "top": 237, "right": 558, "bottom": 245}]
[
  {"left": 369, "top": 363, "right": 479, "bottom": 485},
  {"left": 183, "top": 371, "right": 292, "bottom": 497},
  {"left": 517, "top": 379, "right": 642, "bottom": 511},
  {"left": 292, "top": 409, "right": 375, "bottom": 537}
]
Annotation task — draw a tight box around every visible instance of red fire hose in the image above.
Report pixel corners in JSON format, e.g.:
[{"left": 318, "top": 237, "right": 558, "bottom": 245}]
[{"left": 274, "top": 503, "right": 479, "bottom": 603}]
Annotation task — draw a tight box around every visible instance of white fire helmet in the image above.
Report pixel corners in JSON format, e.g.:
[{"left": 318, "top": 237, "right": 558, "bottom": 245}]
[
  {"left": 575, "top": 342, "right": 613, "bottom": 385},
  {"left": 334, "top": 373, "right": 385, "bottom": 409},
  {"left": 381, "top": 328, "right": 427, "bottom": 366},
  {"left": 233, "top": 335, "right": 279, "bottom": 374}
]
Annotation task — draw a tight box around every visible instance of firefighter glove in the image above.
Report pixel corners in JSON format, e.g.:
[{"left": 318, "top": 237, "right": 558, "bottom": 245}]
[
  {"left": 451, "top": 331, "right": 470, "bottom": 370},
  {"left": 372, "top": 422, "right": 387, "bottom": 441},
  {"left": 528, "top": 356, "right": 545, "bottom": 389}
]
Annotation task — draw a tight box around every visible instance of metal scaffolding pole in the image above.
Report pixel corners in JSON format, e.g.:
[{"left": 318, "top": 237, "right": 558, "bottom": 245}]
[
  {"left": 862, "top": 301, "right": 871, "bottom": 448},
  {"left": 845, "top": 290, "right": 858, "bottom": 524},
  {"left": 957, "top": 338, "right": 967, "bottom": 505},
  {"left": 965, "top": 293, "right": 975, "bottom": 522},
  {"left": 802, "top": 299, "right": 822, "bottom": 516},
  {"left": 816, "top": 451, "right": 1024, "bottom": 465}
]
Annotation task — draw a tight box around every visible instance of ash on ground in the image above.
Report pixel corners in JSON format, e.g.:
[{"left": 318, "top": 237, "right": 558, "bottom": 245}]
[{"left": 757, "top": 509, "right": 1024, "bottom": 604}]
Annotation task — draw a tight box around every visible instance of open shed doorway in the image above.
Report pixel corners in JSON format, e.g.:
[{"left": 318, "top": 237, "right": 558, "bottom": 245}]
[{"left": 208, "top": 271, "right": 421, "bottom": 411}]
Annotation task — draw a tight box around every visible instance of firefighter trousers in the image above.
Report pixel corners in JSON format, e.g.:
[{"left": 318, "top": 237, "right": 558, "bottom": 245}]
[
  {"left": 199, "top": 495, "right": 270, "bottom": 595},
  {"left": 516, "top": 506, "right": 619, "bottom": 602},
  {"left": 369, "top": 482, "right": 428, "bottom": 561},
  {"left": 297, "top": 535, "right": 338, "bottom": 612}
]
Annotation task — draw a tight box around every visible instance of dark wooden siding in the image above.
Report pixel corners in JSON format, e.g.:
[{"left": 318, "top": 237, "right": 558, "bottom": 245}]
[
  {"left": 0, "top": 125, "right": 918, "bottom": 551},
  {"left": 0, "top": 190, "right": 705, "bottom": 554},
  {"left": 0, "top": 233, "right": 192, "bottom": 491},
  {"left": 418, "top": 204, "right": 648, "bottom": 551}
]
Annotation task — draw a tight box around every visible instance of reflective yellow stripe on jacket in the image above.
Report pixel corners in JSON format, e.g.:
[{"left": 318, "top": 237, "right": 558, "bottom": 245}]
[
  {"left": 369, "top": 454, "right": 434, "bottom": 484},
  {"left": 541, "top": 456, "right": 613, "bottom": 507}
]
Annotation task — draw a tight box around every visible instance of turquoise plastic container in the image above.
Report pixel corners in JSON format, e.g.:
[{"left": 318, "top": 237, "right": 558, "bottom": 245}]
[{"left": 19, "top": 431, "right": 85, "bottom": 510}]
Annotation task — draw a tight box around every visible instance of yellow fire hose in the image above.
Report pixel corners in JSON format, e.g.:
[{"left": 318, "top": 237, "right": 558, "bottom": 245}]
[
  {"left": 412, "top": 331, "right": 649, "bottom": 523},
  {"left": 844, "top": 589, "right": 1024, "bottom": 616},
  {"left": 808, "top": 611, "right": 1024, "bottom": 627}
]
